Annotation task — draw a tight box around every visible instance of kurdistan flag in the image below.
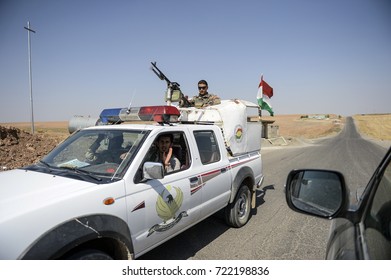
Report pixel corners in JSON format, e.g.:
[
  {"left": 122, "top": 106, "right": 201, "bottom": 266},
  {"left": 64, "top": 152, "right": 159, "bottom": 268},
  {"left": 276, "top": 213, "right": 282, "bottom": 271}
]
[{"left": 257, "top": 75, "right": 274, "bottom": 116}]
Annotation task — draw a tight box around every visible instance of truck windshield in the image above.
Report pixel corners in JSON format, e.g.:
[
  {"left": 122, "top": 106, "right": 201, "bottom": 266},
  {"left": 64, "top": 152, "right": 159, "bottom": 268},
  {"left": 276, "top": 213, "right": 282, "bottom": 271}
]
[{"left": 38, "top": 129, "right": 149, "bottom": 182}]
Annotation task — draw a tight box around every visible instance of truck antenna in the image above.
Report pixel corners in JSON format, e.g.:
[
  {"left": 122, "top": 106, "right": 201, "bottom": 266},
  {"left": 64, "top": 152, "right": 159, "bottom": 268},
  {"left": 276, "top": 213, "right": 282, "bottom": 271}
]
[{"left": 126, "top": 90, "right": 136, "bottom": 114}]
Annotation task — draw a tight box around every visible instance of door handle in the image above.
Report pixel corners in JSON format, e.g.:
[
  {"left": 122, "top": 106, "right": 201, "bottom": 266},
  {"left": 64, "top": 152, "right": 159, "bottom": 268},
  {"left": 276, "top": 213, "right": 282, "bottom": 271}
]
[
  {"left": 189, "top": 177, "right": 199, "bottom": 183},
  {"left": 189, "top": 176, "right": 200, "bottom": 187}
]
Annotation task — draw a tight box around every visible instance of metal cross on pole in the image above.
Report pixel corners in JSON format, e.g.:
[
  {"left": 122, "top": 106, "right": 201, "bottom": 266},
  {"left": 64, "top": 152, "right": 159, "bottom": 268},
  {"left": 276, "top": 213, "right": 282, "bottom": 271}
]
[{"left": 24, "top": 21, "right": 36, "bottom": 134}]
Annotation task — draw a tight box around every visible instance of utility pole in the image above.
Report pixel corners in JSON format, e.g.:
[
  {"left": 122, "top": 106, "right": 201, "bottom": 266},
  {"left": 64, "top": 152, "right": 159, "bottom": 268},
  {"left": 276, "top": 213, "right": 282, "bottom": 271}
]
[{"left": 24, "top": 21, "right": 36, "bottom": 134}]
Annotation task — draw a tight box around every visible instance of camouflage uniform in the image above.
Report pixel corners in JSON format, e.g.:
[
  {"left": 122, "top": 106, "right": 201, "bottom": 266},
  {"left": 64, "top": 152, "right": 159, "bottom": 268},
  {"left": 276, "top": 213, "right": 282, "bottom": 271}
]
[{"left": 190, "top": 93, "right": 221, "bottom": 108}]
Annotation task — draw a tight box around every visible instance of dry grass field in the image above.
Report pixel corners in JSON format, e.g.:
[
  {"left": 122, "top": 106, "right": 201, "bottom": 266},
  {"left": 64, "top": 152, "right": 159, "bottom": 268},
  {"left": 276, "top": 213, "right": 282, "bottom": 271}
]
[
  {"left": 0, "top": 121, "right": 69, "bottom": 140},
  {"left": 261, "top": 114, "right": 344, "bottom": 139},
  {"left": 353, "top": 114, "right": 391, "bottom": 141},
  {"left": 262, "top": 113, "right": 391, "bottom": 141}
]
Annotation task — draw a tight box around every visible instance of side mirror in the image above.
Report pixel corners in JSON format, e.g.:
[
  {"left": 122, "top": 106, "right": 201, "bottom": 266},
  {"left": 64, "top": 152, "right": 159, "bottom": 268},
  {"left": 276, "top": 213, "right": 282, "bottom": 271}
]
[
  {"left": 285, "top": 169, "right": 346, "bottom": 218},
  {"left": 143, "top": 162, "right": 164, "bottom": 180}
]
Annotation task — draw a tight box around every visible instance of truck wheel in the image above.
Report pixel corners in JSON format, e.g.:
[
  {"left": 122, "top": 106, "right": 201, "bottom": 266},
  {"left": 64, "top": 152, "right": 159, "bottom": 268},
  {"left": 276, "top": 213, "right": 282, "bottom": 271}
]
[
  {"left": 225, "top": 184, "right": 251, "bottom": 228},
  {"left": 67, "top": 249, "right": 113, "bottom": 260}
]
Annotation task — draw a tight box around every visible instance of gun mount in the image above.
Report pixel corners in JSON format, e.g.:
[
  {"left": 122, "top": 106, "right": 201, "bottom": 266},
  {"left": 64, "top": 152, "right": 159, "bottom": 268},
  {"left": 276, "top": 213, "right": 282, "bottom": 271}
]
[{"left": 150, "top": 62, "right": 191, "bottom": 107}]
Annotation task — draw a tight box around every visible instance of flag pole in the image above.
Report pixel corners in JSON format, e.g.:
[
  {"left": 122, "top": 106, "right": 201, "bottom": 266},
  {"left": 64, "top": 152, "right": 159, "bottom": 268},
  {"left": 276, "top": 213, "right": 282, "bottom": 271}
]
[
  {"left": 258, "top": 74, "right": 263, "bottom": 118},
  {"left": 24, "top": 21, "right": 36, "bottom": 134}
]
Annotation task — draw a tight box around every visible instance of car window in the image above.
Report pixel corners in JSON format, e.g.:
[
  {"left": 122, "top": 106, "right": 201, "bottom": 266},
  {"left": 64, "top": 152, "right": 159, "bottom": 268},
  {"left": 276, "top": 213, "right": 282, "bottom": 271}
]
[
  {"left": 363, "top": 156, "right": 391, "bottom": 259},
  {"left": 135, "top": 131, "right": 190, "bottom": 183},
  {"left": 47, "top": 130, "right": 142, "bottom": 168},
  {"left": 194, "top": 131, "right": 221, "bottom": 165}
]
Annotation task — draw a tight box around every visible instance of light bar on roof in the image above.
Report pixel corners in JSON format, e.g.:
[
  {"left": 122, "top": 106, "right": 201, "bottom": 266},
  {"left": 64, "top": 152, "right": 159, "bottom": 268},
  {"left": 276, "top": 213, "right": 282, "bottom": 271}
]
[{"left": 138, "top": 105, "right": 181, "bottom": 123}]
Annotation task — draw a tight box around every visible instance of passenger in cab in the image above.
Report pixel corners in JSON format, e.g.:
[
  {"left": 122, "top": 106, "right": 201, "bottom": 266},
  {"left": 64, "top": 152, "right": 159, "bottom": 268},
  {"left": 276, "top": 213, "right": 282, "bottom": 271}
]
[{"left": 148, "top": 134, "right": 181, "bottom": 173}]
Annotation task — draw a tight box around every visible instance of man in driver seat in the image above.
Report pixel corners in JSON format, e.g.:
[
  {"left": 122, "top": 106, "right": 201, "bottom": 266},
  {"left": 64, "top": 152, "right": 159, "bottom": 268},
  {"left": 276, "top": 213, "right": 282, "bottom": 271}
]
[{"left": 86, "top": 133, "right": 126, "bottom": 164}]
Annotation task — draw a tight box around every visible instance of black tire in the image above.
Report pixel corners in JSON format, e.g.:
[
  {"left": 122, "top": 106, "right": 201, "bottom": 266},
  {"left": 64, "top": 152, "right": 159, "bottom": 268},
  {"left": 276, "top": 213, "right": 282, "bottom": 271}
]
[
  {"left": 67, "top": 249, "right": 113, "bottom": 260},
  {"left": 225, "top": 184, "right": 251, "bottom": 228}
]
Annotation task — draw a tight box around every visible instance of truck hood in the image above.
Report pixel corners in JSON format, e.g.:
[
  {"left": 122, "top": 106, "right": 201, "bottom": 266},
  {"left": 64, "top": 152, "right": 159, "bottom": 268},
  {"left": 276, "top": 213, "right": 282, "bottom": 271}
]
[{"left": 0, "top": 169, "right": 97, "bottom": 221}]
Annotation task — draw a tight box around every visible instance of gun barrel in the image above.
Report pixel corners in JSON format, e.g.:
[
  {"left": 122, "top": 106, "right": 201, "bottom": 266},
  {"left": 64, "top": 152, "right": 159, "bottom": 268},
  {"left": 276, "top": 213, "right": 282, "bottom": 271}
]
[
  {"left": 151, "top": 62, "right": 171, "bottom": 84},
  {"left": 151, "top": 68, "right": 164, "bottom": 80}
]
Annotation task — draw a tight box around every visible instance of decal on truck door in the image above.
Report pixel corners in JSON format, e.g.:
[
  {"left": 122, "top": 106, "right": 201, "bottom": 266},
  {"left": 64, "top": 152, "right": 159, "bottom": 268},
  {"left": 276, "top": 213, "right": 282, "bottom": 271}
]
[
  {"left": 148, "top": 186, "right": 188, "bottom": 236},
  {"left": 131, "top": 201, "right": 145, "bottom": 212},
  {"left": 190, "top": 168, "right": 224, "bottom": 195}
]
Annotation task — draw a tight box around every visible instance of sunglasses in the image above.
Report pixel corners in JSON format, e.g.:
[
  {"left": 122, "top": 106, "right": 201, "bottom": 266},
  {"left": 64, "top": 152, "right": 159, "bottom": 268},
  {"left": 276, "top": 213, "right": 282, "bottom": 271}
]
[{"left": 198, "top": 86, "right": 207, "bottom": 90}]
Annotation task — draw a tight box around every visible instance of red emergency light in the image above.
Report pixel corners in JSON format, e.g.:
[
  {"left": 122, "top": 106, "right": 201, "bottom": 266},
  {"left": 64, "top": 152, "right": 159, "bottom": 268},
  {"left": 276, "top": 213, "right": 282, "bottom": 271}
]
[{"left": 138, "top": 106, "right": 181, "bottom": 123}]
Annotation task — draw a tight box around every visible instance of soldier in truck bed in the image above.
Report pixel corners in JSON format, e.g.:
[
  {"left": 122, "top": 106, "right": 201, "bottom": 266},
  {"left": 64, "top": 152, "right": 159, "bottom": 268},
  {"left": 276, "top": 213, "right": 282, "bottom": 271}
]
[{"left": 188, "top": 80, "right": 221, "bottom": 108}]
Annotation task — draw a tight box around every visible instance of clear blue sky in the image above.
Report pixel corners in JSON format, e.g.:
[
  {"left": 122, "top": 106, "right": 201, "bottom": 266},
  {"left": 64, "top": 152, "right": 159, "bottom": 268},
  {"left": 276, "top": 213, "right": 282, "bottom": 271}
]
[{"left": 1, "top": 0, "right": 390, "bottom": 122}]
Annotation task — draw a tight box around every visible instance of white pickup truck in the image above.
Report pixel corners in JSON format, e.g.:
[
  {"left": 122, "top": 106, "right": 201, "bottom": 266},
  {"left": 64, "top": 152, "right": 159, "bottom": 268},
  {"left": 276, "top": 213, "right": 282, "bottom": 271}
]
[{"left": 0, "top": 100, "right": 263, "bottom": 259}]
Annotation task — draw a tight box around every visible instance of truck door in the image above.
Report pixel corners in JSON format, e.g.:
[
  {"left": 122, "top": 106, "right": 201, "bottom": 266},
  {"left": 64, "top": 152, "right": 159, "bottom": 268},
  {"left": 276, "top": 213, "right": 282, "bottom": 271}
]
[
  {"left": 193, "top": 130, "right": 232, "bottom": 219},
  {"left": 124, "top": 131, "right": 201, "bottom": 257}
]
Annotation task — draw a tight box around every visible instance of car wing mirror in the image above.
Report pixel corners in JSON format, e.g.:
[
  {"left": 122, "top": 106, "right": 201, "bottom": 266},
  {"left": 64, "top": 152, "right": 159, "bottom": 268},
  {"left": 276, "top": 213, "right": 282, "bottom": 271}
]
[
  {"left": 285, "top": 169, "right": 346, "bottom": 218},
  {"left": 143, "top": 162, "right": 165, "bottom": 180}
]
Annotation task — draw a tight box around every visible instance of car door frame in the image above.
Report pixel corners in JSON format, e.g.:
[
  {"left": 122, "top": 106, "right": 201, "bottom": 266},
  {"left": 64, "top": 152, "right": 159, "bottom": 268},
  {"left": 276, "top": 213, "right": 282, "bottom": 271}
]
[
  {"left": 355, "top": 147, "right": 391, "bottom": 259},
  {"left": 327, "top": 147, "right": 391, "bottom": 259}
]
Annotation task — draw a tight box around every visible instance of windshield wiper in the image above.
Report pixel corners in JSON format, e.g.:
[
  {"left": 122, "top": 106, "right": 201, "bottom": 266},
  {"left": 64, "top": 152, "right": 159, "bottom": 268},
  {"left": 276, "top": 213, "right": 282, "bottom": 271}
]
[
  {"left": 36, "top": 160, "right": 54, "bottom": 173},
  {"left": 59, "top": 166, "right": 102, "bottom": 182},
  {"left": 39, "top": 160, "right": 51, "bottom": 168}
]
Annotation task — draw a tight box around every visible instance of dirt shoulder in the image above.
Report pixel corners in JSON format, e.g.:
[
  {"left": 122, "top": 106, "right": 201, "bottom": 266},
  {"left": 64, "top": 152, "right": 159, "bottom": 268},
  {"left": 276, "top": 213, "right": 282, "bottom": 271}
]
[{"left": 0, "top": 122, "right": 68, "bottom": 170}]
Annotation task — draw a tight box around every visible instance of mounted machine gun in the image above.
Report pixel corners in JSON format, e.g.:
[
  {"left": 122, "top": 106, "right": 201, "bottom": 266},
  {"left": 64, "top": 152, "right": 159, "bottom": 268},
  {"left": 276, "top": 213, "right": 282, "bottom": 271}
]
[{"left": 150, "top": 62, "right": 191, "bottom": 107}]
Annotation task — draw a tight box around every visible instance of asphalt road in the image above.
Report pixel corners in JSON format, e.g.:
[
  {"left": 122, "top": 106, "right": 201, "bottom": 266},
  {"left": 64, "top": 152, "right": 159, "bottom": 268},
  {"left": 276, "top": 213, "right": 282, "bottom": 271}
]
[{"left": 139, "top": 117, "right": 389, "bottom": 260}]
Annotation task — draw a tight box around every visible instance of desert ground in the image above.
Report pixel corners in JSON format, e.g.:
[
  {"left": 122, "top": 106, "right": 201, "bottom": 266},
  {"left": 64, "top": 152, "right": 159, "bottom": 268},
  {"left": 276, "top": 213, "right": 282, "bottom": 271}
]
[{"left": 1, "top": 114, "right": 390, "bottom": 171}]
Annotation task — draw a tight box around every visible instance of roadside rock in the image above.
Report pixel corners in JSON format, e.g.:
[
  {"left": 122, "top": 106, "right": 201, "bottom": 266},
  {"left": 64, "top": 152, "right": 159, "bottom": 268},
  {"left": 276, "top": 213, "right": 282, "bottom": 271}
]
[{"left": 0, "top": 126, "right": 61, "bottom": 171}]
